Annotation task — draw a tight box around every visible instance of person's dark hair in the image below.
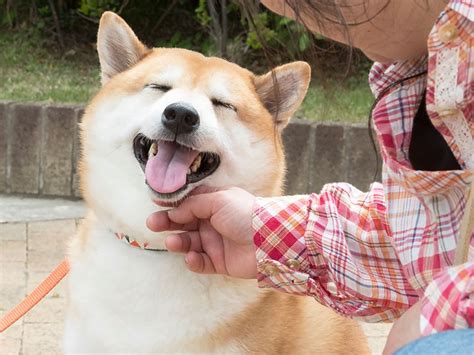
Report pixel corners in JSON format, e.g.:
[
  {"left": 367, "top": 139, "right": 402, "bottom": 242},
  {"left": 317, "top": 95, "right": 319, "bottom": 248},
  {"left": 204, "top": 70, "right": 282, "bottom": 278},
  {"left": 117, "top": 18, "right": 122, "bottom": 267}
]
[
  {"left": 238, "top": 1, "right": 391, "bottom": 74},
  {"left": 239, "top": 1, "right": 345, "bottom": 75}
]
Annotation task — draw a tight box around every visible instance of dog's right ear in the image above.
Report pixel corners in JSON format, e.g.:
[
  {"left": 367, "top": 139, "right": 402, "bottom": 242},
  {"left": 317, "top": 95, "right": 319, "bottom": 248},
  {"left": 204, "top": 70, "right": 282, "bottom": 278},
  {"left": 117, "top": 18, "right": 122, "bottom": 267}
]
[{"left": 97, "top": 12, "right": 149, "bottom": 85}]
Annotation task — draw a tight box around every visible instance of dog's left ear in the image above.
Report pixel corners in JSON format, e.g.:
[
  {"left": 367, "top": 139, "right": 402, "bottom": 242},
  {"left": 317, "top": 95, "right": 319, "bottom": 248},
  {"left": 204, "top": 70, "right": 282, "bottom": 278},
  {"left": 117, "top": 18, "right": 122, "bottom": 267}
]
[
  {"left": 254, "top": 61, "right": 311, "bottom": 131},
  {"left": 97, "top": 11, "right": 150, "bottom": 85}
]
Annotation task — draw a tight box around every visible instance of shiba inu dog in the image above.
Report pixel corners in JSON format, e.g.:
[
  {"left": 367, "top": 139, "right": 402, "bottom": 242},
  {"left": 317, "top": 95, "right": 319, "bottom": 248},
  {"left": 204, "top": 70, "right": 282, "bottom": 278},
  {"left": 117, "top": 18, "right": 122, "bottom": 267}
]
[{"left": 64, "top": 11, "right": 369, "bottom": 354}]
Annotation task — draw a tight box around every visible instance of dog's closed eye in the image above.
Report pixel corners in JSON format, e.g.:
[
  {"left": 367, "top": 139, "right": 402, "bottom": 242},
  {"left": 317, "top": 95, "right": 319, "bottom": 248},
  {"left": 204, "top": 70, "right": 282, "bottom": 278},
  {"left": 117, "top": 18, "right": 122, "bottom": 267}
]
[
  {"left": 147, "top": 84, "right": 172, "bottom": 92},
  {"left": 211, "top": 99, "right": 237, "bottom": 112}
]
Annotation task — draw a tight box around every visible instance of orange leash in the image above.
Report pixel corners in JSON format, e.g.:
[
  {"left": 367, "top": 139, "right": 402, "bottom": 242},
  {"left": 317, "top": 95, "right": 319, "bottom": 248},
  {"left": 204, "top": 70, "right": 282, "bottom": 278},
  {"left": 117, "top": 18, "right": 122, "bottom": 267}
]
[{"left": 0, "top": 260, "right": 70, "bottom": 333}]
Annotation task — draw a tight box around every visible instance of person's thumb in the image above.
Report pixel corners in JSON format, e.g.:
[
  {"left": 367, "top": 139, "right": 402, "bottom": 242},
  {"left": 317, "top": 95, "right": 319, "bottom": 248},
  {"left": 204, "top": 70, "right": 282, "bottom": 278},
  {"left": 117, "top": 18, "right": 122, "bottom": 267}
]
[{"left": 167, "top": 192, "right": 219, "bottom": 224}]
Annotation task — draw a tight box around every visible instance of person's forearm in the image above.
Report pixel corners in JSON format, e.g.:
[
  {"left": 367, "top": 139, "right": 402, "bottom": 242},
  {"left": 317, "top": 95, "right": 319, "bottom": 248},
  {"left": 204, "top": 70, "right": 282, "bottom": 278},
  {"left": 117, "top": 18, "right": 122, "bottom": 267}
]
[{"left": 253, "top": 182, "right": 415, "bottom": 321}]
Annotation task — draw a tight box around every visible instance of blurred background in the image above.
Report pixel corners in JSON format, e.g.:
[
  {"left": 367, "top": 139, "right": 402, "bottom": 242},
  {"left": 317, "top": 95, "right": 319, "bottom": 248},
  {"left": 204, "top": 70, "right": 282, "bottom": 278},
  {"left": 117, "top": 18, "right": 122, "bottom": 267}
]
[{"left": 0, "top": 0, "right": 375, "bottom": 123}]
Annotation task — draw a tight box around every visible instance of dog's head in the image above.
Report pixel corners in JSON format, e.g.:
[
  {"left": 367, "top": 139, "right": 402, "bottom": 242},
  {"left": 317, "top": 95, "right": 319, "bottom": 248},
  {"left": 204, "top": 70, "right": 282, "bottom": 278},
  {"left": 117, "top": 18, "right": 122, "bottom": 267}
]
[{"left": 80, "top": 12, "right": 310, "bottom": 236}]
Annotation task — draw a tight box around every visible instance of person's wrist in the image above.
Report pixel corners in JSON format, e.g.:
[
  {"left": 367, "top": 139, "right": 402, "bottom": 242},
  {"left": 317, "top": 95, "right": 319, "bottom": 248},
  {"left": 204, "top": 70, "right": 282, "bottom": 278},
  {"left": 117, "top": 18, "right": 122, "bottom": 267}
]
[
  {"left": 228, "top": 188, "right": 255, "bottom": 245},
  {"left": 244, "top": 195, "right": 257, "bottom": 244}
]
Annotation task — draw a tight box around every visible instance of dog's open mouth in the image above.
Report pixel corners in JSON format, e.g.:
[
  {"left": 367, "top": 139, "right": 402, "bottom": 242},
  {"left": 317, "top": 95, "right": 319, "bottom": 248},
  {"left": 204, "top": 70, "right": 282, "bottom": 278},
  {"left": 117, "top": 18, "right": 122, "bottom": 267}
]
[{"left": 133, "top": 134, "right": 220, "bottom": 199}]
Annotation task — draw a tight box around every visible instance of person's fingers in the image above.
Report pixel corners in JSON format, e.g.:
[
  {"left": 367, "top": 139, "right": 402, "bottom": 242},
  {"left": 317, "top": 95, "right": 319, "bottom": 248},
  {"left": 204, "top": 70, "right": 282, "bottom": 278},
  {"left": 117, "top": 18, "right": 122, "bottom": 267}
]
[
  {"left": 165, "top": 234, "right": 187, "bottom": 252},
  {"left": 165, "top": 232, "right": 203, "bottom": 253},
  {"left": 184, "top": 251, "right": 218, "bottom": 274},
  {"left": 167, "top": 193, "right": 220, "bottom": 225},
  {"left": 146, "top": 211, "right": 196, "bottom": 232},
  {"left": 199, "top": 220, "right": 229, "bottom": 275}
]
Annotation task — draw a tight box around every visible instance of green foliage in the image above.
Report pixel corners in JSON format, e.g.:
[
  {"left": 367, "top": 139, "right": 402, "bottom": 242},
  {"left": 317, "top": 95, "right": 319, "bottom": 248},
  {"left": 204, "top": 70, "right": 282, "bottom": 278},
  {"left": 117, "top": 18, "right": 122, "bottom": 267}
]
[
  {"left": 238, "top": 8, "right": 314, "bottom": 68},
  {"left": 79, "top": 0, "right": 121, "bottom": 17},
  {"left": 296, "top": 74, "right": 373, "bottom": 123},
  {"left": 0, "top": 32, "right": 99, "bottom": 103},
  {"left": 0, "top": 0, "right": 364, "bottom": 71},
  {"left": 195, "top": 0, "right": 211, "bottom": 27},
  {"left": 298, "top": 32, "right": 310, "bottom": 51},
  {"left": 0, "top": 0, "right": 14, "bottom": 27}
]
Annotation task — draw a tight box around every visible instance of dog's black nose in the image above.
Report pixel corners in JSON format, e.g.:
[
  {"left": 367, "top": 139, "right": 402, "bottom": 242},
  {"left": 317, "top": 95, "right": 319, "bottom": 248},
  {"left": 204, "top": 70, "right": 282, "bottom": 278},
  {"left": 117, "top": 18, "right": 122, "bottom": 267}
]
[{"left": 162, "top": 103, "right": 200, "bottom": 135}]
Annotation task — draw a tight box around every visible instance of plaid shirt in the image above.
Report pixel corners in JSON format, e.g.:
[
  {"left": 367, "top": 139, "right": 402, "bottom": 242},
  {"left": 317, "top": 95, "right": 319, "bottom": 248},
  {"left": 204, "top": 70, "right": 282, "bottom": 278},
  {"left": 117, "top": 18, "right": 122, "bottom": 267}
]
[{"left": 253, "top": 0, "right": 474, "bottom": 335}]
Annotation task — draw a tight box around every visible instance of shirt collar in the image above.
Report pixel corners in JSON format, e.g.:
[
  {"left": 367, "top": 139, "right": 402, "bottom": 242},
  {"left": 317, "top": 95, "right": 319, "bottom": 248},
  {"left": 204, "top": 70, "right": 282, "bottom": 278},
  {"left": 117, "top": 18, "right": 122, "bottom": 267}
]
[
  {"left": 449, "top": 0, "right": 474, "bottom": 21},
  {"left": 369, "top": 56, "right": 428, "bottom": 98}
]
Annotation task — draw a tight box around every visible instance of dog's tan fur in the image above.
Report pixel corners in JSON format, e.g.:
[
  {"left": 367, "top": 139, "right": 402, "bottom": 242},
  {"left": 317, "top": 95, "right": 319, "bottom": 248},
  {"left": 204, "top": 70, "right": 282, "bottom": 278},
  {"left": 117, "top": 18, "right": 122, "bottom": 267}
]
[{"left": 65, "top": 12, "right": 369, "bottom": 354}]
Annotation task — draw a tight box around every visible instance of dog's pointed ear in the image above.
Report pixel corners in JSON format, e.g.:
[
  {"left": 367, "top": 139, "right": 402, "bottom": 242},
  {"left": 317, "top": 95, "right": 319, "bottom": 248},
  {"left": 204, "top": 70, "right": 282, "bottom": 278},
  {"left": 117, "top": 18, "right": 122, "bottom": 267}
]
[
  {"left": 254, "top": 61, "right": 311, "bottom": 130},
  {"left": 97, "top": 11, "right": 149, "bottom": 85}
]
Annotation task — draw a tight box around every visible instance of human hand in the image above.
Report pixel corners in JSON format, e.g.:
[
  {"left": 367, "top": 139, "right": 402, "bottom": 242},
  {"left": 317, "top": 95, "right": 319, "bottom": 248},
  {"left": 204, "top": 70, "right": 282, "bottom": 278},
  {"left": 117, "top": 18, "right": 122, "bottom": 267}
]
[{"left": 146, "top": 187, "right": 257, "bottom": 279}]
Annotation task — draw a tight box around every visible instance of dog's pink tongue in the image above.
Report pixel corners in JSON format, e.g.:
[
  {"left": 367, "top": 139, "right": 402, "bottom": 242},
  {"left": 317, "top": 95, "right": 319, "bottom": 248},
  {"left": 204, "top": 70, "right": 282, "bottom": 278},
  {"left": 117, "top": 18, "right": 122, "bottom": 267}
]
[{"left": 145, "top": 141, "right": 199, "bottom": 194}]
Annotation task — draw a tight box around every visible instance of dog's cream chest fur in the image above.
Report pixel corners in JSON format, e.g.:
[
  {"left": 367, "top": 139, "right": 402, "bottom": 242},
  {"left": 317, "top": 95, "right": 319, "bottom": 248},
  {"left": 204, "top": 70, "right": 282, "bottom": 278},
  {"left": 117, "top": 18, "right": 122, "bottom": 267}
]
[{"left": 64, "top": 220, "right": 259, "bottom": 353}]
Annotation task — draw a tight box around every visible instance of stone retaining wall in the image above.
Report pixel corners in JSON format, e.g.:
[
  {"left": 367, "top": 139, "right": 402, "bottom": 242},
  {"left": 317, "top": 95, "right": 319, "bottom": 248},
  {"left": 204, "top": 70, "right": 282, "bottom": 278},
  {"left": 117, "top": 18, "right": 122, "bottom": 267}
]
[{"left": 0, "top": 101, "right": 380, "bottom": 199}]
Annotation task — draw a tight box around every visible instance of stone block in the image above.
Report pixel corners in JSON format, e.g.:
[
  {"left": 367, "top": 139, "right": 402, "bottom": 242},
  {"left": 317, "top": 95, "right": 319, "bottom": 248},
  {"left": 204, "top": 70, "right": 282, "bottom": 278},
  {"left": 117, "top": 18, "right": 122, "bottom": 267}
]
[
  {"left": 27, "top": 220, "right": 73, "bottom": 272},
  {"left": 0, "top": 317, "right": 23, "bottom": 355},
  {"left": 0, "top": 240, "right": 26, "bottom": 263},
  {"left": 23, "top": 323, "right": 62, "bottom": 354},
  {"left": 9, "top": 104, "right": 42, "bottom": 194},
  {"left": 344, "top": 126, "right": 381, "bottom": 191},
  {"left": 0, "top": 336, "right": 22, "bottom": 355},
  {"left": 310, "top": 124, "right": 347, "bottom": 193},
  {"left": 0, "top": 223, "right": 27, "bottom": 241},
  {"left": 72, "top": 107, "right": 84, "bottom": 198},
  {"left": 24, "top": 295, "right": 65, "bottom": 323},
  {"left": 283, "top": 119, "right": 314, "bottom": 194},
  {"left": 27, "top": 248, "right": 64, "bottom": 273},
  {"left": 0, "top": 224, "right": 27, "bottom": 263},
  {"left": 0, "top": 262, "right": 26, "bottom": 311},
  {"left": 28, "top": 219, "right": 75, "bottom": 247},
  {"left": 0, "top": 103, "right": 9, "bottom": 193},
  {"left": 41, "top": 106, "right": 76, "bottom": 196},
  {"left": 0, "top": 317, "right": 22, "bottom": 340}
]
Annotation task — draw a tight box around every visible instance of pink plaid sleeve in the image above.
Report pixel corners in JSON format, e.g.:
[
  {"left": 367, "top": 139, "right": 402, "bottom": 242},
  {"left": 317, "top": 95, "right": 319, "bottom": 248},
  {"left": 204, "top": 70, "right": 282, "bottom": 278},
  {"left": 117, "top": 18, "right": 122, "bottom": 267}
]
[
  {"left": 420, "top": 262, "right": 474, "bottom": 335},
  {"left": 252, "top": 182, "right": 418, "bottom": 322}
]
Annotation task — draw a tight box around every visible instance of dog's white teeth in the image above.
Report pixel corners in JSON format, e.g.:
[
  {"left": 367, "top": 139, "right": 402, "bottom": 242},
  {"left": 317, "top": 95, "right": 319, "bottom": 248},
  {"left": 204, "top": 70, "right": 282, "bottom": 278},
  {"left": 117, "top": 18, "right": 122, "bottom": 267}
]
[
  {"left": 187, "top": 168, "right": 191, "bottom": 175},
  {"left": 190, "top": 154, "right": 202, "bottom": 173},
  {"left": 148, "top": 142, "right": 158, "bottom": 158}
]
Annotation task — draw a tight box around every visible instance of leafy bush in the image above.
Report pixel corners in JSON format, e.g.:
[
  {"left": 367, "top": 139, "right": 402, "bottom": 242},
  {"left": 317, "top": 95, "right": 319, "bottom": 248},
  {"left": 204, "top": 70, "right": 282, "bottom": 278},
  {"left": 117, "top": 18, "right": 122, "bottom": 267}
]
[
  {"left": 79, "top": 0, "right": 122, "bottom": 18},
  {"left": 0, "top": 0, "right": 370, "bottom": 75}
]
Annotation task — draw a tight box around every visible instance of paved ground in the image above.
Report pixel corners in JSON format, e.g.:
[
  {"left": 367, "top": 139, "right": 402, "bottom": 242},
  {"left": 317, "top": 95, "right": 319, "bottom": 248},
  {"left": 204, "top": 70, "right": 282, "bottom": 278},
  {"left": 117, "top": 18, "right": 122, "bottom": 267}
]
[
  {"left": 0, "top": 196, "right": 391, "bottom": 354},
  {"left": 0, "top": 196, "right": 86, "bottom": 223}
]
